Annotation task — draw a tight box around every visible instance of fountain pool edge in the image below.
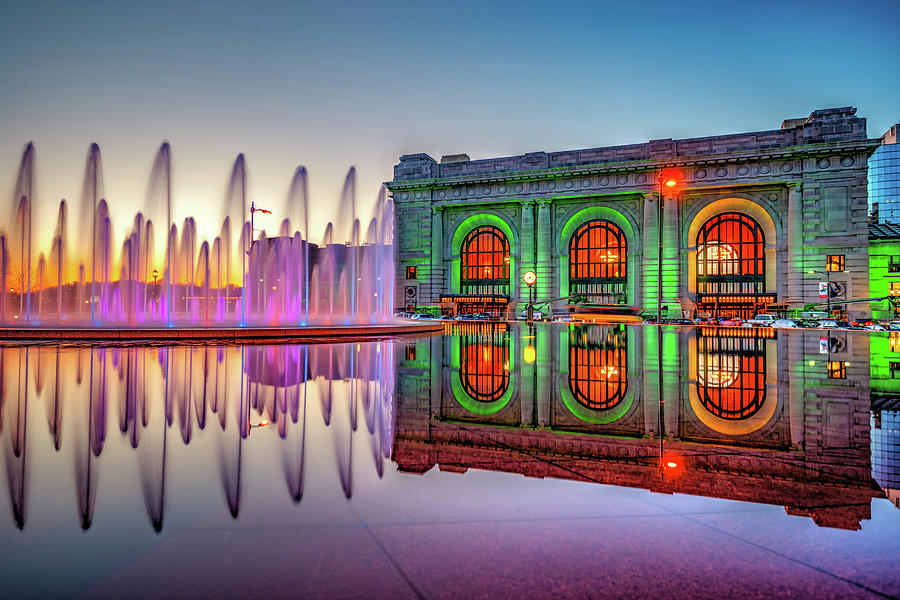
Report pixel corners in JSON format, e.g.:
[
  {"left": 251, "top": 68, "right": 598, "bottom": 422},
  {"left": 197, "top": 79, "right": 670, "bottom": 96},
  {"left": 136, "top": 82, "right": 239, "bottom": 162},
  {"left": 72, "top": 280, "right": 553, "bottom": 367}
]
[{"left": 0, "top": 321, "right": 443, "bottom": 341}]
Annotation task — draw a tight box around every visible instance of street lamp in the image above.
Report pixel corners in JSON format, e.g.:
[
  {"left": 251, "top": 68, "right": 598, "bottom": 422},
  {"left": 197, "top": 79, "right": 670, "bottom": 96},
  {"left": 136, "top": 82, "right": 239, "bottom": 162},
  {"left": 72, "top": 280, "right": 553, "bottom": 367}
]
[
  {"left": 655, "top": 169, "right": 679, "bottom": 470},
  {"left": 808, "top": 264, "right": 846, "bottom": 317},
  {"left": 524, "top": 270, "right": 537, "bottom": 321}
]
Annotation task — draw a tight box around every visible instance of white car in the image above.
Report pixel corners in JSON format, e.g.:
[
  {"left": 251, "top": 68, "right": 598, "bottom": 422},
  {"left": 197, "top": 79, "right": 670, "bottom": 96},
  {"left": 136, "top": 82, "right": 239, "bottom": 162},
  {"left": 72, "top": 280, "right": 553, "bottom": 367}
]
[
  {"left": 867, "top": 323, "right": 887, "bottom": 331},
  {"left": 772, "top": 319, "right": 801, "bottom": 328},
  {"left": 817, "top": 319, "right": 839, "bottom": 328},
  {"left": 743, "top": 314, "right": 778, "bottom": 327},
  {"left": 888, "top": 321, "right": 900, "bottom": 331}
]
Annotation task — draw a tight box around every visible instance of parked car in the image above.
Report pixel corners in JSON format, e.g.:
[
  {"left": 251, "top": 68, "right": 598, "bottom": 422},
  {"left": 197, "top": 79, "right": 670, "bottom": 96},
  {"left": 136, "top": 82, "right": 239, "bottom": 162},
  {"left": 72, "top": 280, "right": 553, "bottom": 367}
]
[
  {"left": 889, "top": 321, "right": 900, "bottom": 331},
  {"left": 518, "top": 309, "right": 544, "bottom": 321},
  {"left": 772, "top": 319, "right": 801, "bottom": 328},
  {"left": 817, "top": 319, "right": 840, "bottom": 328},
  {"left": 867, "top": 323, "right": 887, "bottom": 331},
  {"left": 743, "top": 314, "right": 778, "bottom": 327},
  {"left": 670, "top": 319, "right": 694, "bottom": 326}
]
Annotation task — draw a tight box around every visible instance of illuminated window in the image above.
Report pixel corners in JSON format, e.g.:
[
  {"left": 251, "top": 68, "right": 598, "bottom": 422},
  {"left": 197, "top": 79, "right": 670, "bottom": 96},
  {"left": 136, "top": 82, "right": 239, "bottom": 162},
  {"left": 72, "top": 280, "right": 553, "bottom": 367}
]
[
  {"left": 890, "top": 282, "right": 900, "bottom": 297},
  {"left": 826, "top": 255, "right": 845, "bottom": 272},
  {"left": 827, "top": 361, "right": 847, "bottom": 379},
  {"left": 569, "top": 220, "right": 627, "bottom": 304},
  {"left": 890, "top": 361, "right": 900, "bottom": 379},
  {"left": 405, "top": 345, "right": 416, "bottom": 361},
  {"left": 568, "top": 325, "right": 627, "bottom": 410},
  {"left": 406, "top": 266, "right": 417, "bottom": 279},
  {"left": 696, "top": 334, "right": 766, "bottom": 420},
  {"left": 460, "top": 331, "right": 509, "bottom": 402},
  {"left": 461, "top": 226, "right": 510, "bottom": 296},
  {"left": 696, "top": 213, "right": 765, "bottom": 297},
  {"left": 889, "top": 256, "right": 900, "bottom": 273}
]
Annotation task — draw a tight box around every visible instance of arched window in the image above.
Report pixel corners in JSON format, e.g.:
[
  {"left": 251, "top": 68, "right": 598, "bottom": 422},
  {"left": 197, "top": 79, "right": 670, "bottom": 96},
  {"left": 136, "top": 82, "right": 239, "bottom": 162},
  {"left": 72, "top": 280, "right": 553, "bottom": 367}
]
[
  {"left": 461, "top": 226, "right": 510, "bottom": 296},
  {"left": 696, "top": 212, "right": 765, "bottom": 296},
  {"left": 568, "top": 325, "right": 627, "bottom": 410},
  {"left": 569, "top": 220, "right": 627, "bottom": 303},
  {"left": 696, "top": 335, "right": 765, "bottom": 420},
  {"left": 460, "top": 331, "right": 509, "bottom": 402}
]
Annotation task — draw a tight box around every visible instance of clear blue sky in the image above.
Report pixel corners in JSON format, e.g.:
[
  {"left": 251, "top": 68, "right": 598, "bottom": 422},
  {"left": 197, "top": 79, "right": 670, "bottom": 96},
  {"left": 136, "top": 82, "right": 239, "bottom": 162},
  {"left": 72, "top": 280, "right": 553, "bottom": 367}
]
[{"left": 1, "top": 0, "right": 898, "bottom": 248}]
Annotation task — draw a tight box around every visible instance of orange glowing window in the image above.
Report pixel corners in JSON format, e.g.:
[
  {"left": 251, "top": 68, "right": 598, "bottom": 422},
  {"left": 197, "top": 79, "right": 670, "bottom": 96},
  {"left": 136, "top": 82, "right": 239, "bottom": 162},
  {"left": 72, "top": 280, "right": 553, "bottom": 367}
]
[
  {"left": 461, "top": 226, "right": 510, "bottom": 296},
  {"left": 569, "top": 220, "right": 627, "bottom": 304},
  {"left": 696, "top": 212, "right": 765, "bottom": 298},
  {"left": 568, "top": 325, "right": 627, "bottom": 410},
  {"left": 696, "top": 334, "right": 766, "bottom": 420},
  {"left": 460, "top": 334, "right": 509, "bottom": 402}
]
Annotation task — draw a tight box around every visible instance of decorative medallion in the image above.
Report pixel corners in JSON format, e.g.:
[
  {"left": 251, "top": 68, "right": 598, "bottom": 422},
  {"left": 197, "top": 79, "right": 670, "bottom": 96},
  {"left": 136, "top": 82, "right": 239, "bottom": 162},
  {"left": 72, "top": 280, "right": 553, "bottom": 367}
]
[
  {"left": 781, "top": 162, "right": 793, "bottom": 173},
  {"left": 400, "top": 192, "right": 409, "bottom": 200},
  {"left": 759, "top": 164, "right": 771, "bottom": 174},
  {"left": 414, "top": 191, "right": 423, "bottom": 199},
  {"left": 498, "top": 185, "right": 507, "bottom": 193},
  {"left": 581, "top": 178, "right": 591, "bottom": 187},
  {"left": 438, "top": 190, "right": 446, "bottom": 199},
  {"left": 529, "top": 182, "right": 540, "bottom": 192},
  {"left": 616, "top": 175, "right": 628, "bottom": 185},
  {"left": 482, "top": 187, "right": 491, "bottom": 195},
  {"left": 695, "top": 168, "right": 707, "bottom": 179},
  {"left": 840, "top": 156, "right": 854, "bottom": 167},
  {"left": 453, "top": 189, "right": 461, "bottom": 197},
  {"left": 515, "top": 183, "right": 524, "bottom": 192},
  {"left": 548, "top": 181, "right": 557, "bottom": 190},
  {"left": 636, "top": 173, "right": 647, "bottom": 184},
  {"left": 817, "top": 158, "right": 831, "bottom": 169},
  {"left": 769, "top": 193, "right": 778, "bottom": 202},
  {"left": 715, "top": 167, "right": 728, "bottom": 177},
  {"left": 467, "top": 186, "right": 475, "bottom": 194},
  {"left": 565, "top": 180, "right": 574, "bottom": 189},
  {"left": 599, "top": 176, "right": 609, "bottom": 186},
  {"left": 737, "top": 166, "right": 749, "bottom": 176}
]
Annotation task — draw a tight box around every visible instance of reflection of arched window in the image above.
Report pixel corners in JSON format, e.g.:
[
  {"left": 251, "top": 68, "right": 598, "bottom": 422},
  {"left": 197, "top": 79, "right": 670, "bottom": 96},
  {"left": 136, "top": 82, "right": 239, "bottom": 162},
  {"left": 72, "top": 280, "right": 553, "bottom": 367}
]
[
  {"left": 697, "top": 212, "right": 765, "bottom": 296},
  {"left": 460, "top": 332, "right": 509, "bottom": 401},
  {"left": 568, "top": 325, "right": 627, "bottom": 410},
  {"left": 697, "top": 335, "right": 765, "bottom": 420},
  {"left": 569, "top": 220, "right": 627, "bottom": 303},
  {"left": 461, "top": 226, "right": 510, "bottom": 296}
]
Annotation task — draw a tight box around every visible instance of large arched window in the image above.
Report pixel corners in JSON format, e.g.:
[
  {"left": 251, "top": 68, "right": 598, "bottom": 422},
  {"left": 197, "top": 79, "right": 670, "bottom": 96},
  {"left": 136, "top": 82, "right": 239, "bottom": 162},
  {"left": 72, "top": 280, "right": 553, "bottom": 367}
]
[
  {"left": 568, "top": 325, "right": 627, "bottom": 410},
  {"left": 569, "top": 220, "right": 627, "bottom": 303},
  {"left": 696, "top": 212, "right": 765, "bottom": 296},
  {"left": 461, "top": 226, "right": 510, "bottom": 296},
  {"left": 696, "top": 334, "right": 765, "bottom": 420},
  {"left": 460, "top": 331, "right": 509, "bottom": 402}
]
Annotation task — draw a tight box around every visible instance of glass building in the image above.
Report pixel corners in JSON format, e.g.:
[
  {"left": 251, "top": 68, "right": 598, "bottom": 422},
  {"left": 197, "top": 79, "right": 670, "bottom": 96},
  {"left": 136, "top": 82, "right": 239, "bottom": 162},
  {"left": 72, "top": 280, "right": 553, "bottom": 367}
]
[{"left": 870, "top": 124, "right": 900, "bottom": 223}]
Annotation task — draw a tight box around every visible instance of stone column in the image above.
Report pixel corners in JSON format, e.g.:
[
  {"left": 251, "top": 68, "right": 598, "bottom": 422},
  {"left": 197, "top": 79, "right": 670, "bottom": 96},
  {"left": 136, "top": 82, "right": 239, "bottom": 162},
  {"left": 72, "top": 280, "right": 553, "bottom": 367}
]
[
  {"left": 786, "top": 182, "right": 803, "bottom": 307},
  {"left": 642, "top": 193, "right": 659, "bottom": 311},
  {"left": 536, "top": 200, "right": 553, "bottom": 305},
  {"left": 519, "top": 200, "right": 536, "bottom": 310},
  {"left": 431, "top": 207, "right": 444, "bottom": 303},
  {"left": 661, "top": 190, "right": 681, "bottom": 316}
]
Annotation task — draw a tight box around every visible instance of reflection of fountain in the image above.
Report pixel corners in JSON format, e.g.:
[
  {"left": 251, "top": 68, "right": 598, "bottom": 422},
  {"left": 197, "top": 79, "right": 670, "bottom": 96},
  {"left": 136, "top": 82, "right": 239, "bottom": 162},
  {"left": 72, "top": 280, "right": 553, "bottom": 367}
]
[
  {"left": 0, "top": 142, "right": 395, "bottom": 329},
  {"left": 0, "top": 339, "right": 395, "bottom": 531}
]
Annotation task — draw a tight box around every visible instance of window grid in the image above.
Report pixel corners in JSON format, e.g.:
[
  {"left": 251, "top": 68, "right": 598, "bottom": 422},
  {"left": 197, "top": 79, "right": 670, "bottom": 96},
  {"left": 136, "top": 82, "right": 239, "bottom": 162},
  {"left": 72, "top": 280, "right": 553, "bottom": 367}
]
[
  {"left": 569, "top": 220, "right": 627, "bottom": 303},
  {"left": 696, "top": 335, "right": 766, "bottom": 420},
  {"left": 461, "top": 226, "right": 510, "bottom": 296},
  {"left": 460, "top": 331, "right": 509, "bottom": 402},
  {"left": 827, "top": 361, "right": 847, "bottom": 379},
  {"left": 696, "top": 213, "right": 765, "bottom": 296},
  {"left": 568, "top": 326, "right": 627, "bottom": 410},
  {"left": 826, "top": 255, "right": 845, "bottom": 272}
]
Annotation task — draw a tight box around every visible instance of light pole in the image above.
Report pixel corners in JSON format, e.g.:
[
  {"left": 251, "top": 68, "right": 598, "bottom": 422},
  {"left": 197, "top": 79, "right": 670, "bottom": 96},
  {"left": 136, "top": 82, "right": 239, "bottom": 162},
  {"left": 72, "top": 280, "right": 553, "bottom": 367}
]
[
  {"left": 655, "top": 170, "right": 678, "bottom": 461},
  {"left": 524, "top": 271, "right": 537, "bottom": 321},
  {"left": 152, "top": 268, "right": 159, "bottom": 301},
  {"left": 808, "top": 265, "right": 845, "bottom": 318}
]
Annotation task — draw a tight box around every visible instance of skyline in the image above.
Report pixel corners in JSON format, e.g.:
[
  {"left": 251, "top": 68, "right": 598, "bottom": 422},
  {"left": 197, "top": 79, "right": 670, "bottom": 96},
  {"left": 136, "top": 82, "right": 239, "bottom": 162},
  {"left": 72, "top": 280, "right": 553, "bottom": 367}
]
[{"left": 2, "top": 0, "right": 899, "bottom": 253}]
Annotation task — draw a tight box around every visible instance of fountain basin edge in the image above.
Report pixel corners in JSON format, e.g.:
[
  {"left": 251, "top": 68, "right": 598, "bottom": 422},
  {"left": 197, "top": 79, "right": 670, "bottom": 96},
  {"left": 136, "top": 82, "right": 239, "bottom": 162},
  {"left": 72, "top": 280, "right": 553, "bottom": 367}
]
[{"left": 0, "top": 321, "right": 443, "bottom": 341}]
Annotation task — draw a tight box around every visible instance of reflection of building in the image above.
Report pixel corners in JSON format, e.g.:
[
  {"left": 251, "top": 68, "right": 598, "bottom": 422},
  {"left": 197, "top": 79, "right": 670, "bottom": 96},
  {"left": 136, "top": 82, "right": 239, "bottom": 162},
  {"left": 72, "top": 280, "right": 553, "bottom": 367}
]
[
  {"left": 395, "top": 325, "right": 883, "bottom": 529},
  {"left": 390, "top": 108, "right": 879, "bottom": 319}
]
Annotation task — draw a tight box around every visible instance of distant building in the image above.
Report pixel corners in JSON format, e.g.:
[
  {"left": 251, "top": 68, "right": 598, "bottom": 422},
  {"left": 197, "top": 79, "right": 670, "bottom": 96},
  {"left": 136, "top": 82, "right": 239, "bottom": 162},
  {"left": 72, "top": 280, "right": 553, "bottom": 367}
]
[
  {"left": 868, "top": 223, "right": 900, "bottom": 319},
  {"left": 389, "top": 108, "right": 880, "bottom": 320},
  {"left": 869, "top": 124, "right": 900, "bottom": 224}
]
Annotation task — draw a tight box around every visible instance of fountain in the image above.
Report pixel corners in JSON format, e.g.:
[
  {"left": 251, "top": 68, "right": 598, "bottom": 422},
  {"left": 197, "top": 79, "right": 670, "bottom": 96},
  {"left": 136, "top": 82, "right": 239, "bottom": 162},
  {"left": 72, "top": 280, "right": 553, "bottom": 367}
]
[{"left": 0, "top": 142, "right": 434, "bottom": 339}]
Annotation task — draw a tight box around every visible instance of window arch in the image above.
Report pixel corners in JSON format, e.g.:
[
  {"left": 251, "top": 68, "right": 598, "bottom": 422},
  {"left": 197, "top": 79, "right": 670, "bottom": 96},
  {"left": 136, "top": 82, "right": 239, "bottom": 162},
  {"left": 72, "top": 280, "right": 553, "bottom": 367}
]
[
  {"left": 569, "top": 220, "right": 627, "bottom": 303},
  {"left": 696, "top": 212, "right": 765, "bottom": 296},
  {"left": 461, "top": 226, "right": 510, "bottom": 295},
  {"left": 696, "top": 335, "right": 766, "bottom": 420},
  {"left": 568, "top": 325, "right": 627, "bottom": 410},
  {"left": 460, "top": 332, "right": 510, "bottom": 402}
]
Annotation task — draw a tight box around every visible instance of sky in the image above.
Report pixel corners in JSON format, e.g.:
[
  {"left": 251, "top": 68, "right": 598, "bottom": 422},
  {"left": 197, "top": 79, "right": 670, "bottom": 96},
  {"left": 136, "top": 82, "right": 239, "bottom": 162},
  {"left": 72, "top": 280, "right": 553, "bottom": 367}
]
[{"left": 1, "top": 0, "right": 898, "bottom": 258}]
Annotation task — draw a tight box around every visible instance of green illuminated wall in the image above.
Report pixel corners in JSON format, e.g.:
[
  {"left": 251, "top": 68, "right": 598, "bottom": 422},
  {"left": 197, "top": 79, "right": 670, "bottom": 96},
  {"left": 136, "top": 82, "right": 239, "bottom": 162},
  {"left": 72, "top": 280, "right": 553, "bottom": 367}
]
[{"left": 869, "top": 238, "right": 900, "bottom": 320}]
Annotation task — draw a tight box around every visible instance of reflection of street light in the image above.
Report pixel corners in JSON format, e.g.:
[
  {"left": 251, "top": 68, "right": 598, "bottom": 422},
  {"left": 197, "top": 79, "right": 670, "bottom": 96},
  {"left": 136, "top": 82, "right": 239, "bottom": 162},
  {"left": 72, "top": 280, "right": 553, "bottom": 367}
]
[{"left": 523, "top": 345, "right": 536, "bottom": 364}]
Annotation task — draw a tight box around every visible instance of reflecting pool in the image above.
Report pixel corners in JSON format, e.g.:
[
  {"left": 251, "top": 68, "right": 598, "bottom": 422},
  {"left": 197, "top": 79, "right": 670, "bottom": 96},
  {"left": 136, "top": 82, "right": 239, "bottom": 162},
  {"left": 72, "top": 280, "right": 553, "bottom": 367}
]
[{"left": 1, "top": 324, "right": 899, "bottom": 599}]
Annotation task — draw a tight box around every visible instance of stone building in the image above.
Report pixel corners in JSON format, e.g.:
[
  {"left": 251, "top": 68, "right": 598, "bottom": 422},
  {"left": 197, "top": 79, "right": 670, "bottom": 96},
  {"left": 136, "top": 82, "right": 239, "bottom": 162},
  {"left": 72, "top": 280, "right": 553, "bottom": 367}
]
[{"left": 388, "top": 107, "right": 880, "bottom": 319}]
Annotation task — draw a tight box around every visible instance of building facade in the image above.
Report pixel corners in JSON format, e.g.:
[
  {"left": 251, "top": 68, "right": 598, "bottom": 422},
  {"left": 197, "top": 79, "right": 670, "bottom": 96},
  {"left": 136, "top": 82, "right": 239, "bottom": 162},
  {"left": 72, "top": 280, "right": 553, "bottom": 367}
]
[
  {"left": 388, "top": 107, "right": 881, "bottom": 319},
  {"left": 869, "top": 123, "right": 900, "bottom": 224}
]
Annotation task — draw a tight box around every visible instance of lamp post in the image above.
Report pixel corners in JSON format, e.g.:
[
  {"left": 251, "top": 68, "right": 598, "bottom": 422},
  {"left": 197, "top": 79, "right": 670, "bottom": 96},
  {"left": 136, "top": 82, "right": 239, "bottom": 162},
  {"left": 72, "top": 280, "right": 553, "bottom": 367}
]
[
  {"left": 524, "top": 270, "right": 537, "bottom": 321},
  {"left": 809, "top": 264, "right": 845, "bottom": 318},
  {"left": 655, "top": 170, "right": 678, "bottom": 462}
]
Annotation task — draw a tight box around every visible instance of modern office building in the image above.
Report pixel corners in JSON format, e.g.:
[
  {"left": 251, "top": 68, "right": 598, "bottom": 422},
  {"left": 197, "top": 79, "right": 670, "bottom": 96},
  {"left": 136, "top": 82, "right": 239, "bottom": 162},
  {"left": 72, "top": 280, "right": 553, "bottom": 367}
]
[
  {"left": 388, "top": 107, "right": 881, "bottom": 319},
  {"left": 869, "top": 124, "right": 900, "bottom": 224}
]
